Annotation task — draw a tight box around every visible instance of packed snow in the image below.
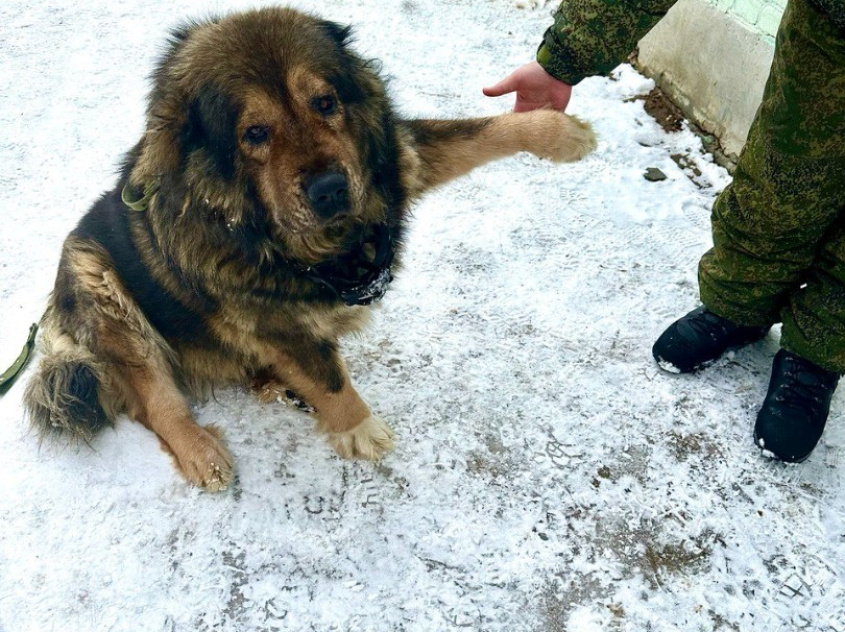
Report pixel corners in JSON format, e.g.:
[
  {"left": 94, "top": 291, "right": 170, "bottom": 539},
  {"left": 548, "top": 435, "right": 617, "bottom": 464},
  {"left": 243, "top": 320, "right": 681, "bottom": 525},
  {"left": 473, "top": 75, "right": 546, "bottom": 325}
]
[{"left": 1, "top": 0, "right": 844, "bottom": 631}]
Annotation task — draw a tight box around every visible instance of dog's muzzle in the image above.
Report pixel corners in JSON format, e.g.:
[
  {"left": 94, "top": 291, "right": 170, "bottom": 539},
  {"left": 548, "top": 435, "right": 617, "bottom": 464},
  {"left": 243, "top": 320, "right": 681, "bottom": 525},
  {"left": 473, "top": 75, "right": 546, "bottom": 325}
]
[
  {"left": 302, "top": 223, "right": 395, "bottom": 306},
  {"left": 304, "top": 170, "right": 350, "bottom": 220}
]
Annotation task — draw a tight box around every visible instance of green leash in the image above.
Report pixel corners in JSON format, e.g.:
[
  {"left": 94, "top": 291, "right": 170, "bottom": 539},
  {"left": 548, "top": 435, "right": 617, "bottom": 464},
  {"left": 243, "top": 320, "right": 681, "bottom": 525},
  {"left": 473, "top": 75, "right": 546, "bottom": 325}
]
[
  {"left": 0, "top": 323, "right": 38, "bottom": 395},
  {"left": 121, "top": 180, "right": 159, "bottom": 212}
]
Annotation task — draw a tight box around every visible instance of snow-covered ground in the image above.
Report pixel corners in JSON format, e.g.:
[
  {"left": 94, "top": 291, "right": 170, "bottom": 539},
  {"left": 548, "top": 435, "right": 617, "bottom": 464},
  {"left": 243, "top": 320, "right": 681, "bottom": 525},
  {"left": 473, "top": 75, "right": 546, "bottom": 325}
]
[{"left": 1, "top": 0, "right": 844, "bottom": 630}]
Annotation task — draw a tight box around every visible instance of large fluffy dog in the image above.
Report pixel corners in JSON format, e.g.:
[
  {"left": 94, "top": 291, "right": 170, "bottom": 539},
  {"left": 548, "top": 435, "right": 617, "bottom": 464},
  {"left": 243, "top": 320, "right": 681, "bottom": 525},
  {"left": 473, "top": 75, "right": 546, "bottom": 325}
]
[{"left": 25, "top": 7, "right": 595, "bottom": 491}]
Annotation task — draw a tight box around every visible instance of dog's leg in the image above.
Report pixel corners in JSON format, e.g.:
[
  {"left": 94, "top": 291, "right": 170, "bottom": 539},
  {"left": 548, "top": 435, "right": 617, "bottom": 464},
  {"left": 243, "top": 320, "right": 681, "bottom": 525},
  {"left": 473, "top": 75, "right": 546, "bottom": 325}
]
[
  {"left": 401, "top": 110, "right": 595, "bottom": 198},
  {"left": 116, "top": 364, "right": 234, "bottom": 491},
  {"left": 264, "top": 346, "right": 394, "bottom": 460},
  {"left": 50, "top": 240, "right": 233, "bottom": 491}
]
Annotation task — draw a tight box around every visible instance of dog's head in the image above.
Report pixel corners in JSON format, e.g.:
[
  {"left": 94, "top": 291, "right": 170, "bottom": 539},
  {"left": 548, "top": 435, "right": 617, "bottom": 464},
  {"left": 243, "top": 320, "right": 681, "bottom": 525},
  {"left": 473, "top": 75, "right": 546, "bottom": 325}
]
[{"left": 132, "top": 8, "right": 401, "bottom": 266}]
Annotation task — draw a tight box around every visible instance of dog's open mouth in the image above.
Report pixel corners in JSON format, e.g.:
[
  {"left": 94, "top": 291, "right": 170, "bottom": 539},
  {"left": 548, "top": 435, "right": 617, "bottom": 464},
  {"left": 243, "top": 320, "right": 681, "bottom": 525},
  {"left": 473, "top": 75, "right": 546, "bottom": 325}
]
[{"left": 302, "top": 223, "right": 395, "bottom": 306}]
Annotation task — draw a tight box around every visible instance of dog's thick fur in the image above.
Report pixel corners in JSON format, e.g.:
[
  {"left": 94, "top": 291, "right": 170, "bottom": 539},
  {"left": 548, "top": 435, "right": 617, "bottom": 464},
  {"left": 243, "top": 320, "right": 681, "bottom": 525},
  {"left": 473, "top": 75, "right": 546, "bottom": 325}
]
[{"left": 24, "top": 7, "right": 595, "bottom": 491}]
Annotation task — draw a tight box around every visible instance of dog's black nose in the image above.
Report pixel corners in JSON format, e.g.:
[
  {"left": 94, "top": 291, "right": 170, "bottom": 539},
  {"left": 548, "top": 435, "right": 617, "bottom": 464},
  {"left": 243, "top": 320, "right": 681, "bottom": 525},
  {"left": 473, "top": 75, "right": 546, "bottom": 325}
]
[{"left": 304, "top": 171, "right": 349, "bottom": 219}]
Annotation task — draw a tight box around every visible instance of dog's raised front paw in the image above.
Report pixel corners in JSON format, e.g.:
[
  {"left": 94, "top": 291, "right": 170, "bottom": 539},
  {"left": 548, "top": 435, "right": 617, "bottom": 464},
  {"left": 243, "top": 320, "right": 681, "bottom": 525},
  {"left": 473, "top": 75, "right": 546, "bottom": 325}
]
[
  {"left": 527, "top": 110, "right": 597, "bottom": 163},
  {"left": 327, "top": 415, "right": 395, "bottom": 461}
]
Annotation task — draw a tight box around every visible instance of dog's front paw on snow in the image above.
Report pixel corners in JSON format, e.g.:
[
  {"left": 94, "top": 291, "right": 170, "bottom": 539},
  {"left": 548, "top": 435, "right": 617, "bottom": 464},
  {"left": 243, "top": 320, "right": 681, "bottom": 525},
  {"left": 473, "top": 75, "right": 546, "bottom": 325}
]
[
  {"left": 174, "top": 425, "right": 234, "bottom": 492},
  {"left": 328, "top": 415, "right": 395, "bottom": 460}
]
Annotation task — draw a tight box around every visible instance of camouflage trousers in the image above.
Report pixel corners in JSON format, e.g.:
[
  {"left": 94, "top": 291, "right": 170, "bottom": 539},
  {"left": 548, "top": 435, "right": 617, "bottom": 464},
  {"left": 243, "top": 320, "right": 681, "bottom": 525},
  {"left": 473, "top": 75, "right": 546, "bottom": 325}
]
[{"left": 698, "top": 0, "right": 845, "bottom": 372}]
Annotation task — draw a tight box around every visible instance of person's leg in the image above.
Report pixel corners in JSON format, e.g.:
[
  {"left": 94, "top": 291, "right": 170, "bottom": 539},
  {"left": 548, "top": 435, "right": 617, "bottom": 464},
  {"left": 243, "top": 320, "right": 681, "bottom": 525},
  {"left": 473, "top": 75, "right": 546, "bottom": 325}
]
[
  {"left": 699, "top": 0, "right": 845, "bottom": 324},
  {"left": 755, "top": 224, "right": 845, "bottom": 463},
  {"left": 655, "top": 0, "right": 845, "bottom": 375},
  {"left": 781, "top": 224, "right": 845, "bottom": 374}
]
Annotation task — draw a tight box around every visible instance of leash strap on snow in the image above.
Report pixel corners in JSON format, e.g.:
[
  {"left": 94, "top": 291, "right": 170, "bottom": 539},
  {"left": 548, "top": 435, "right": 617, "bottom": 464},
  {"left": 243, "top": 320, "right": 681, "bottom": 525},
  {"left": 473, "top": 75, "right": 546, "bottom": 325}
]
[{"left": 0, "top": 323, "right": 38, "bottom": 396}]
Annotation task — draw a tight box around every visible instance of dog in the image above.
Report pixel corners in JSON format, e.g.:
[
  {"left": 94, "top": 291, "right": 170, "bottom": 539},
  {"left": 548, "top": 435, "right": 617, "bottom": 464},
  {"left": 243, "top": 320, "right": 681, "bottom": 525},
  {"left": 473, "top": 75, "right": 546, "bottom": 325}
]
[{"left": 24, "top": 7, "right": 595, "bottom": 491}]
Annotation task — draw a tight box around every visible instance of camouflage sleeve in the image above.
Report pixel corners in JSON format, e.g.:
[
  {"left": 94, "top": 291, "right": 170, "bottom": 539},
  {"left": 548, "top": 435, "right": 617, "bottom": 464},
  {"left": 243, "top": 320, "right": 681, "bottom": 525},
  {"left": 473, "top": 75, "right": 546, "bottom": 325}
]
[
  {"left": 537, "top": 0, "right": 678, "bottom": 85},
  {"left": 807, "top": 0, "right": 845, "bottom": 30}
]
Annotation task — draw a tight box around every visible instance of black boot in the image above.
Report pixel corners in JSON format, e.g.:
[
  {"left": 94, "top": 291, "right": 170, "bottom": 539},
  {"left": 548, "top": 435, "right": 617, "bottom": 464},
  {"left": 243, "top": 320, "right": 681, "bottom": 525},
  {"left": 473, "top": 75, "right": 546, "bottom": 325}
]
[
  {"left": 754, "top": 350, "right": 840, "bottom": 463},
  {"left": 652, "top": 306, "right": 771, "bottom": 374}
]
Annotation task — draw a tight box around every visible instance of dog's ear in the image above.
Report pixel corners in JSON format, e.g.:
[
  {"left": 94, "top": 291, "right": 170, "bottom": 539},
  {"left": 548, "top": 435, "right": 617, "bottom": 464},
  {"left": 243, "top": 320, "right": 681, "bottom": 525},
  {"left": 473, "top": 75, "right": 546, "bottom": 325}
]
[
  {"left": 184, "top": 85, "right": 240, "bottom": 180},
  {"left": 318, "top": 20, "right": 370, "bottom": 105},
  {"left": 319, "top": 20, "right": 353, "bottom": 48}
]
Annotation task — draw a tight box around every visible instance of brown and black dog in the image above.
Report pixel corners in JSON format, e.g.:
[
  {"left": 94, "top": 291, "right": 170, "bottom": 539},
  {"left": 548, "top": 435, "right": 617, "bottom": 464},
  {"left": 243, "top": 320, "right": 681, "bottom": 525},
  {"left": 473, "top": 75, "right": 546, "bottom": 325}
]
[{"left": 24, "top": 7, "right": 595, "bottom": 491}]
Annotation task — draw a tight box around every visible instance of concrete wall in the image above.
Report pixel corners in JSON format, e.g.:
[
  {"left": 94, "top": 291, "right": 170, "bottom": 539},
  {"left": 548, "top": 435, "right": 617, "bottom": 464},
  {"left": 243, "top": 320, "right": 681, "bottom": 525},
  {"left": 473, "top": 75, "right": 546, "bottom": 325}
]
[
  {"left": 711, "top": 0, "right": 785, "bottom": 42},
  {"left": 637, "top": 0, "right": 784, "bottom": 160}
]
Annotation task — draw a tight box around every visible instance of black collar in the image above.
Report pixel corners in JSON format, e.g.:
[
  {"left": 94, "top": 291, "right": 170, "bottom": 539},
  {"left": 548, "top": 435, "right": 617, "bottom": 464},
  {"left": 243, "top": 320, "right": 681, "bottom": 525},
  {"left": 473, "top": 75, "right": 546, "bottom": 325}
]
[{"left": 300, "top": 223, "right": 395, "bottom": 306}]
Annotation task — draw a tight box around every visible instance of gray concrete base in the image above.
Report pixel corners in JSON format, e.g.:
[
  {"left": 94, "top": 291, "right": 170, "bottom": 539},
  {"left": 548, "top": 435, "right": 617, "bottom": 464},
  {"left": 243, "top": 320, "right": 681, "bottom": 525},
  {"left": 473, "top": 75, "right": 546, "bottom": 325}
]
[{"left": 636, "top": 0, "right": 776, "bottom": 161}]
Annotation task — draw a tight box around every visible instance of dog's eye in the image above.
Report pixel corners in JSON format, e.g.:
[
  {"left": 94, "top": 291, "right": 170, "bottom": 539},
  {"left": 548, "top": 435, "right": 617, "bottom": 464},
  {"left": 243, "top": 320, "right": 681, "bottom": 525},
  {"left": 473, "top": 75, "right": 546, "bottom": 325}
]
[
  {"left": 244, "top": 125, "right": 270, "bottom": 145},
  {"left": 313, "top": 95, "right": 337, "bottom": 116}
]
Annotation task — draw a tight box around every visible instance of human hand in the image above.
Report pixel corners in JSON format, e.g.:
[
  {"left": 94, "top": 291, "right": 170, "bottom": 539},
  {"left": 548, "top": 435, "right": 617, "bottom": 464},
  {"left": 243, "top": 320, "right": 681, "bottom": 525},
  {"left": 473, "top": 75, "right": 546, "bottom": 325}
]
[{"left": 483, "top": 61, "right": 572, "bottom": 113}]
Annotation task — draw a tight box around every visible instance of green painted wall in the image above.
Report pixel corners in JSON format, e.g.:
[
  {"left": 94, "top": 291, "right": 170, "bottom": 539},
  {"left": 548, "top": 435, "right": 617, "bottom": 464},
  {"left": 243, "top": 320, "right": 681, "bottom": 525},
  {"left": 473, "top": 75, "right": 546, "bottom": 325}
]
[{"left": 710, "top": 0, "right": 786, "bottom": 42}]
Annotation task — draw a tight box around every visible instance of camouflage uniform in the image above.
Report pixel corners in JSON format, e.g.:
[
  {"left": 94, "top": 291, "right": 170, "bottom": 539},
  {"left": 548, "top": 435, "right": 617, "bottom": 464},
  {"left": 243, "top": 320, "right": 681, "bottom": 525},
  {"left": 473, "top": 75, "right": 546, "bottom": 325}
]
[{"left": 538, "top": 0, "right": 845, "bottom": 373}]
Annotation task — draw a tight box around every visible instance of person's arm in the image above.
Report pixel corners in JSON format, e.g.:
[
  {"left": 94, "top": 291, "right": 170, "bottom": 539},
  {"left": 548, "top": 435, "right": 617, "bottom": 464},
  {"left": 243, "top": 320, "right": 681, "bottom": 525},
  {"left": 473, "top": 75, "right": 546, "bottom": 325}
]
[
  {"left": 539, "top": 0, "right": 677, "bottom": 85},
  {"left": 483, "top": 61, "right": 573, "bottom": 113},
  {"left": 485, "top": 0, "right": 677, "bottom": 111}
]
